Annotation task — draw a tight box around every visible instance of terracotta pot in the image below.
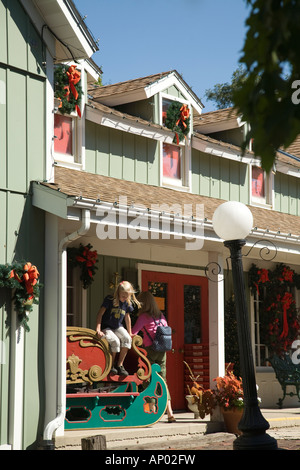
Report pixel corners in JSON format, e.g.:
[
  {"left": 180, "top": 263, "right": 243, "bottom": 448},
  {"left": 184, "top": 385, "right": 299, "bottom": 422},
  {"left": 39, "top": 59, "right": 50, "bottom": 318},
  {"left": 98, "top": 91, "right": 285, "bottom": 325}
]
[{"left": 222, "top": 407, "right": 243, "bottom": 435}]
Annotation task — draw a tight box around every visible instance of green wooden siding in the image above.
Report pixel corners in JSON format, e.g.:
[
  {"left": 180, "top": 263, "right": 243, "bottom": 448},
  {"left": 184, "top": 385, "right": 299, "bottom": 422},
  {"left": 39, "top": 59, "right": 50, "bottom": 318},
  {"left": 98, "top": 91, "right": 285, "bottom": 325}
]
[
  {"left": 0, "top": 0, "right": 46, "bottom": 449},
  {"left": 192, "top": 149, "right": 249, "bottom": 203},
  {"left": 85, "top": 121, "right": 160, "bottom": 185},
  {"left": 274, "top": 172, "right": 300, "bottom": 216}
]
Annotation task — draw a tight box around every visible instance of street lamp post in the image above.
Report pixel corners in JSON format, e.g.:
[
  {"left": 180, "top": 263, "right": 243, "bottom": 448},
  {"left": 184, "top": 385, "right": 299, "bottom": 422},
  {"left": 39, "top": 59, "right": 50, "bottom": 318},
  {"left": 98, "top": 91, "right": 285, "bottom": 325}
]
[{"left": 212, "top": 201, "right": 278, "bottom": 450}]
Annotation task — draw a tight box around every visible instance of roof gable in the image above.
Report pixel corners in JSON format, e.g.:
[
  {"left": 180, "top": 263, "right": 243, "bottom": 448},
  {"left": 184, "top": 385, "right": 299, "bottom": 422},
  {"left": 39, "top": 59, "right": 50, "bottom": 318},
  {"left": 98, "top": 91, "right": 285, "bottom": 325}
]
[{"left": 88, "top": 70, "right": 203, "bottom": 116}]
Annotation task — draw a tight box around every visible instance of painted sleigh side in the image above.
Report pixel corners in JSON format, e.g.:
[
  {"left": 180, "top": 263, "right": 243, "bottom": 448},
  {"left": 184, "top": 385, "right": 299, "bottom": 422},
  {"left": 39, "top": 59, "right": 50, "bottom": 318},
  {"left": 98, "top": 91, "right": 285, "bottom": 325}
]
[{"left": 65, "top": 327, "right": 168, "bottom": 430}]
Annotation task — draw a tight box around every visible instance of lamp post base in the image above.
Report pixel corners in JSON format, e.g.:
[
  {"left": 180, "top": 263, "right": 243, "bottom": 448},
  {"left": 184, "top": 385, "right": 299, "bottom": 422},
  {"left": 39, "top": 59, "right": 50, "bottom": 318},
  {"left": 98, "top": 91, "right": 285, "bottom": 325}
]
[{"left": 233, "top": 431, "right": 278, "bottom": 450}]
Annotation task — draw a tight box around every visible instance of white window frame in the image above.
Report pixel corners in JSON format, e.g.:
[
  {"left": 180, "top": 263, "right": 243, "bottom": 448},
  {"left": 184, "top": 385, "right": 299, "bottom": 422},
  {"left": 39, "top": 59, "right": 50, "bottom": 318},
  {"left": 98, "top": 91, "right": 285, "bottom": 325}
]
[
  {"left": 250, "top": 290, "right": 271, "bottom": 370},
  {"left": 67, "top": 263, "right": 87, "bottom": 327},
  {"left": 53, "top": 111, "right": 83, "bottom": 169},
  {"left": 160, "top": 92, "right": 191, "bottom": 190},
  {"left": 250, "top": 163, "right": 274, "bottom": 208}
]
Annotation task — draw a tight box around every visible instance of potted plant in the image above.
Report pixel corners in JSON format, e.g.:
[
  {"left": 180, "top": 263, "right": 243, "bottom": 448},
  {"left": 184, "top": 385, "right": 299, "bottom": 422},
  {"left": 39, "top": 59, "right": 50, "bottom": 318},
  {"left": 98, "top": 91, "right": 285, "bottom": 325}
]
[
  {"left": 213, "top": 367, "right": 244, "bottom": 435},
  {"left": 184, "top": 362, "right": 215, "bottom": 419}
]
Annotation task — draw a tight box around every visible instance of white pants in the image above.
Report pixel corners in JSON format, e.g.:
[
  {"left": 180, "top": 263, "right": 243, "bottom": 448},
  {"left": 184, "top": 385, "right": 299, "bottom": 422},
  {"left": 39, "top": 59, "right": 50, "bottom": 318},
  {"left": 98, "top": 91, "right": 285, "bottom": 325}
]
[{"left": 103, "top": 327, "right": 132, "bottom": 353}]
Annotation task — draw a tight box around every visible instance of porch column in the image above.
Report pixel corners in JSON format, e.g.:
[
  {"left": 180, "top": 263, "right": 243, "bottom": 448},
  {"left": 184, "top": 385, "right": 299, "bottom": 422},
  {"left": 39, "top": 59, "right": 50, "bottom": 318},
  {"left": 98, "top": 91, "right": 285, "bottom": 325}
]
[
  {"left": 43, "top": 213, "right": 59, "bottom": 433},
  {"left": 208, "top": 251, "right": 225, "bottom": 386}
]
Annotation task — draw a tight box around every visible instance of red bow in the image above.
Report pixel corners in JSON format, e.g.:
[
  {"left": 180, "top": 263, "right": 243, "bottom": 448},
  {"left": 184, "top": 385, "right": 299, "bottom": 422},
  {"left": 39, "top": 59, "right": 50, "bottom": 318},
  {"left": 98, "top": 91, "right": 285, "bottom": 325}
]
[
  {"left": 174, "top": 104, "right": 190, "bottom": 144},
  {"left": 76, "top": 246, "right": 97, "bottom": 278},
  {"left": 10, "top": 262, "right": 39, "bottom": 302},
  {"left": 66, "top": 65, "right": 81, "bottom": 117}
]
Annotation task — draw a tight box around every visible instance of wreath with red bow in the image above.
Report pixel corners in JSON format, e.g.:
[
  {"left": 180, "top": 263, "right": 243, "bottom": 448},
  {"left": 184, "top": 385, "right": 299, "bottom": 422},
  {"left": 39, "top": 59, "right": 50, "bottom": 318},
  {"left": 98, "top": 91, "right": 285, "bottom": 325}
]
[
  {"left": 54, "top": 64, "right": 82, "bottom": 117},
  {"left": 67, "top": 244, "right": 98, "bottom": 289},
  {"left": 0, "top": 261, "right": 41, "bottom": 331},
  {"left": 165, "top": 102, "right": 190, "bottom": 144},
  {"left": 249, "top": 264, "right": 300, "bottom": 355}
]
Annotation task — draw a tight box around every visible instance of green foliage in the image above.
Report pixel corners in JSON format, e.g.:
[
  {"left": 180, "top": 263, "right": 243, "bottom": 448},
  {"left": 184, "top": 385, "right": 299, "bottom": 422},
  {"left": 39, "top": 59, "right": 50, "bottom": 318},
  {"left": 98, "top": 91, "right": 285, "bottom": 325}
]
[
  {"left": 0, "top": 261, "right": 41, "bottom": 331},
  {"left": 67, "top": 243, "right": 98, "bottom": 289},
  {"left": 248, "top": 263, "right": 300, "bottom": 356},
  {"left": 233, "top": 0, "right": 300, "bottom": 172},
  {"left": 204, "top": 66, "right": 247, "bottom": 109},
  {"left": 54, "top": 64, "right": 83, "bottom": 115},
  {"left": 165, "top": 101, "right": 190, "bottom": 143}
]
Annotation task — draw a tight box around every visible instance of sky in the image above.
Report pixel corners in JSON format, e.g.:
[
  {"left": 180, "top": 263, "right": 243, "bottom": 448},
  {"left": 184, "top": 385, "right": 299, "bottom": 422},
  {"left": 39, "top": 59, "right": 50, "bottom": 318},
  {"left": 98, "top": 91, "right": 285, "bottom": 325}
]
[{"left": 74, "top": 0, "right": 251, "bottom": 112}]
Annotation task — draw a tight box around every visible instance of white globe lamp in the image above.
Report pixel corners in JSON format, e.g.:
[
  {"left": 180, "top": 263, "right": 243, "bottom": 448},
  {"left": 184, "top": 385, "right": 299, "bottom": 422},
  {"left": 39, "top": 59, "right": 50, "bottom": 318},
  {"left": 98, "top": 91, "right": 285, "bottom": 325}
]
[
  {"left": 212, "top": 201, "right": 253, "bottom": 241},
  {"left": 211, "top": 200, "right": 277, "bottom": 450}
]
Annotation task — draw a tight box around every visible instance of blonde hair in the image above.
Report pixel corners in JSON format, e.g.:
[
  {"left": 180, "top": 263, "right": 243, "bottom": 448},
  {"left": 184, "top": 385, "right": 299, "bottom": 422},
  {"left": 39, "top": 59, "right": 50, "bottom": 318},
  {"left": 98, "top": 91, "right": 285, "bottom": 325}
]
[
  {"left": 113, "top": 281, "right": 141, "bottom": 308},
  {"left": 137, "top": 291, "right": 162, "bottom": 319}
]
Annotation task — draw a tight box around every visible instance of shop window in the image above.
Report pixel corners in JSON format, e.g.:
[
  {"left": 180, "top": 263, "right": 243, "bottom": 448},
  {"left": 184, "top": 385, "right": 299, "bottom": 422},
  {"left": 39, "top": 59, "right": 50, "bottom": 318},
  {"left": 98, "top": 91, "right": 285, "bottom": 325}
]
[{"left": 67, "top": 263, "right": 82, "bottom": 326}]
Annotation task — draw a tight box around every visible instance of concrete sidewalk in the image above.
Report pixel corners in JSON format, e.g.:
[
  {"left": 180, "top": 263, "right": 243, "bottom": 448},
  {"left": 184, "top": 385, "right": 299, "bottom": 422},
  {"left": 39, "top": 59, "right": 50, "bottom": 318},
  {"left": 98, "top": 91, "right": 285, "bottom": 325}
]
[{"left": 54, "top": 407, "right": 300, "bottom": 450}]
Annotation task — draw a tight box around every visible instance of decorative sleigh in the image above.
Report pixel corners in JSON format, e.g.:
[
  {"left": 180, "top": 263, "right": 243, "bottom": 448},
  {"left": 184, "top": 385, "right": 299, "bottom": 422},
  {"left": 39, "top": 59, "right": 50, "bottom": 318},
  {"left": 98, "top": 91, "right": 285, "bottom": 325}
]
[{"left": 65, "top": 327, "right": 168, "bottom": 430}]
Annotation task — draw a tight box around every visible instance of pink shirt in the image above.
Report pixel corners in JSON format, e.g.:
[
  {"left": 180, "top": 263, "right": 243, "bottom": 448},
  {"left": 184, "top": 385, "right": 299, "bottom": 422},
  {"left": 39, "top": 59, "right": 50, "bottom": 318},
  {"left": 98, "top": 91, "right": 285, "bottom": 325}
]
[{"left": 131, "top": 312, "right": 168, "bottom": 347}]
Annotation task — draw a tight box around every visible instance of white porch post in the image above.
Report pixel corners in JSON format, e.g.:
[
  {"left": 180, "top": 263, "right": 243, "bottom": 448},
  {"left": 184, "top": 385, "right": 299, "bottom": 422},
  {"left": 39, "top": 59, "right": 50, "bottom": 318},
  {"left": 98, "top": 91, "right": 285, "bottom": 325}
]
[
  {"left": 8, "top": 320, "right": 24, "bottom": 450},
  {"left": 43, "top": 213, "right": 59, "bottom": 433},
  {"left": 208, "top": 251, "right": 225, "bottom": 386}
]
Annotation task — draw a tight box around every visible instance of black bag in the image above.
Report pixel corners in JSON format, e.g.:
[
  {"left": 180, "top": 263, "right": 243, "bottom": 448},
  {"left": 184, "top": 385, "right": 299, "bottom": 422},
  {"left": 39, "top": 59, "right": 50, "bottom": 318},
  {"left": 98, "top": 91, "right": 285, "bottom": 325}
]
[{"left": 144, "top": 316, "right": 172, "bottom": 352}]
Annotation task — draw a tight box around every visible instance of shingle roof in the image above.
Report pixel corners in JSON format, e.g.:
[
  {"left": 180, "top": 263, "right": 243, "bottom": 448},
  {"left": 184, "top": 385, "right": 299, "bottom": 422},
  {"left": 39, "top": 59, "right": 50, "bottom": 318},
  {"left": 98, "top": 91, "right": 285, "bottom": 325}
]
[
  {"left": 42, "top": 166, "right": 300, "bottom": 237},
  {"left": 88, "top": 70, "right": 204, "bottom": 111},
  {"left": 194, "top": 107, "right": 239, "bottom": 127},
  {"left": 86, "top": 100, "right": 173, "bottom": 135},
  {"left": 88, "top": 71, "right": 175, "bottom": 101}
]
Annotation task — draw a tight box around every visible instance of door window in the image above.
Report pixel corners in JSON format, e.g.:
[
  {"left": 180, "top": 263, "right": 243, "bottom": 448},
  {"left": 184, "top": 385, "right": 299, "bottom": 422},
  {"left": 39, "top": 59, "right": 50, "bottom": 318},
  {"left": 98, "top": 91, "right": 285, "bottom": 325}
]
[
  {"left": 148, "top": 281, "right": 168, "bottom": 319},
  {"left": 184, "top": 285, "right": 201, "bottom": 344}
]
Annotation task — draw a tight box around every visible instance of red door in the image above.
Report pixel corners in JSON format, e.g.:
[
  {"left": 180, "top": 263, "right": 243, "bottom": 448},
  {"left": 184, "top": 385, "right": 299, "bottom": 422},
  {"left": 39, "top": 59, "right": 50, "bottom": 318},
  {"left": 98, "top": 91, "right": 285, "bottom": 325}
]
[{"left": 142, "top": 270, "right": 208, "bottom": 410}]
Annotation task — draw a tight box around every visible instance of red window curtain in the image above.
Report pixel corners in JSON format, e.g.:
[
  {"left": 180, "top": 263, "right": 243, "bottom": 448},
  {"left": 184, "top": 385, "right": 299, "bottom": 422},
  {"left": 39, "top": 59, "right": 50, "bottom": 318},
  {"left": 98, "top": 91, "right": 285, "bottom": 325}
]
[
  {"left": 163, "top": 143, "right": 181, "bottom": 179},
  {"left": 54, "top": 114, "right": 73, "bottom": 155},
  {"left": 252, "top": 166, "right": 265, "bottom": 198}
]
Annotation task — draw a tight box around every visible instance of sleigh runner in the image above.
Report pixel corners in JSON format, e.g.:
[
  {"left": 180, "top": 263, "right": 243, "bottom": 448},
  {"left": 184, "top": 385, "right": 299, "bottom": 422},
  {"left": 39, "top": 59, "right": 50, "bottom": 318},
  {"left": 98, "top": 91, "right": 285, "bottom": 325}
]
[{"left": 65, "top": 327, "right": 168, "bottom": 430}]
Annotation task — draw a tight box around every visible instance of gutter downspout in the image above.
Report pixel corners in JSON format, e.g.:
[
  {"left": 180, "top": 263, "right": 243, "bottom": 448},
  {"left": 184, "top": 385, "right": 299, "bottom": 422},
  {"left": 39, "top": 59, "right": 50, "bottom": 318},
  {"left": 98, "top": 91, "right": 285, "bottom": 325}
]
[{"left": 42, "top": 209, "right": 90, "bottom": 450}]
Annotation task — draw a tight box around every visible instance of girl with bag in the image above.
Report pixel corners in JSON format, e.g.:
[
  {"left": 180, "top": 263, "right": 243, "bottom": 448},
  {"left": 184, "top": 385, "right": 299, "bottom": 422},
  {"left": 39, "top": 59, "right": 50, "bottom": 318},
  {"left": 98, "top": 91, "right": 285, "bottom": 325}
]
[
  {"left": 96, "top": 281, "right": 140, "bottom": 376},
  {"left": 131, "top": 290, "right": 176, "bottom": 422}
]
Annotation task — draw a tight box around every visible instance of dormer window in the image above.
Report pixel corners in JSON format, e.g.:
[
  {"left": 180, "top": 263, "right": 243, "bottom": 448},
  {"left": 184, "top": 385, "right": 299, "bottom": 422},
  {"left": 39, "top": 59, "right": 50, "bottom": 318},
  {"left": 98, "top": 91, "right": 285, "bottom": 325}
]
[
  {"left": 54, "top": 114, "right": 73, "bottom": 156},
  {"left": 251, "top": 164, "right": 273, "bottom": 207},
  {"left": 161, "top": 94, "right": 191, "bottom": 189},
  {"left": 53, "top": 64, "right": 83, "bottom": 168},
  {"left": 252, "top": 165, "right": 265, "bottom": 200},
  {"left": 163, "top": 143, "right": 181, "bottom": 180}
]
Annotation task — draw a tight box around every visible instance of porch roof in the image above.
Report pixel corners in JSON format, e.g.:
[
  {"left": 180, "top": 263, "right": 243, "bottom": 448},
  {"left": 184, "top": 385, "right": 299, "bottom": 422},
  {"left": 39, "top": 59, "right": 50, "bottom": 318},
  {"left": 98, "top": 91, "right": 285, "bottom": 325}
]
[{"left": 33, "top": 166, "right": 300, "bottom": 244}]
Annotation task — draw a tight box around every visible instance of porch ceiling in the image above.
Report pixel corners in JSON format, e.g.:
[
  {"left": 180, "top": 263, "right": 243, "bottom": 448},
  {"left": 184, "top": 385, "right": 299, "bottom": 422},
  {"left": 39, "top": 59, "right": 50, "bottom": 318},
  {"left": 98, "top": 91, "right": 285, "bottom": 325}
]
[{"left": 33, "top": 166, "right": 300, "bottom": 248}]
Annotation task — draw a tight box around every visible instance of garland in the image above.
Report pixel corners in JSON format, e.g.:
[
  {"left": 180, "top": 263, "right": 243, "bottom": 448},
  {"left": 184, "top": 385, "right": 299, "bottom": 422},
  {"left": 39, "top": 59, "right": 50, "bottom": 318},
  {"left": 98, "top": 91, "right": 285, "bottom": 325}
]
[
  {"left": 249, "top": 264, "right": 300, "bottom": 355},
  {"left": 165, "top": 102, "right": 190, "bottom": 144},
  {"left": 0, "top": 262, "right": 41, "bottom": 331},
  {"left": 54, "top": 64, "right": 82, "bottom": 117},
  {"left": 67, "top": 244, "right": 98, "bottom": 289}
]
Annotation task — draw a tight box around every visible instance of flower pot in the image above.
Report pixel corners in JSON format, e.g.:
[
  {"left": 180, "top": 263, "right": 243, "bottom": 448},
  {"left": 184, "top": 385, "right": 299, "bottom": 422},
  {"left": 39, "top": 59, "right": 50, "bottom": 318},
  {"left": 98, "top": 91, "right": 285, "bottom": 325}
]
[
  {"left": 185, "top": 395, "right": 200, "bottom": 419},
  {"left": 222, "top": 407, "right": 243, "bottom": 435}
]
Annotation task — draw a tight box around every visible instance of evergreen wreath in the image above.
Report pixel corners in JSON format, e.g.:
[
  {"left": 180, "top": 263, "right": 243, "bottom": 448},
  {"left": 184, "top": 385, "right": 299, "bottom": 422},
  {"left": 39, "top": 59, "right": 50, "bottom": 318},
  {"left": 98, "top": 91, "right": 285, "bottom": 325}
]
[
  {"left": 67, "top": 243, "right": 98, "bottom": 289},
  {"left": 164, "top": 102, "right": 190, "bottom": 144},
  {"left": 249, "top": 263, "right": 300, "bottom": 356},
  {"left": 0, "top": 261, "right": 41, "bottom": 332},
  {"left": 54, "top": 64, "right": 83, "bottom": 116}
]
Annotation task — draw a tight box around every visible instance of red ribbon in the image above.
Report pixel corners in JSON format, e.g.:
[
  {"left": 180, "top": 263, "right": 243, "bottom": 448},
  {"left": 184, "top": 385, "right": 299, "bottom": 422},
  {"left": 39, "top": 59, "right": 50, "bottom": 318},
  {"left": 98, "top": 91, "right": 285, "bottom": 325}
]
[
  {"left": 66, "top": 65, "right": 81, "bottom": 117},
  {"left": 254, "top": 268, "right": 270, "bottom": 296},
  {"left": 76, "top": 246, "right": 97, "bottom": 278},
  {"left": 174, "top": 105, "right": 190, "bottom": 144},
  {"left": 279, "top": 292, "right": 293, "bottom": 339},
  {"left": 10, "top": 262, "right": 39, "bottom": 301},
  {"left": 176, "top": 104, "right": 190, "bottom": 129}
]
